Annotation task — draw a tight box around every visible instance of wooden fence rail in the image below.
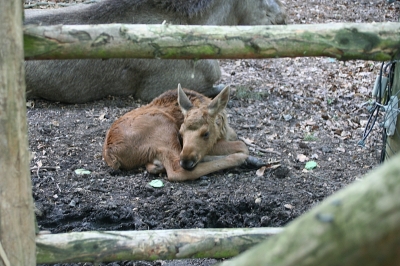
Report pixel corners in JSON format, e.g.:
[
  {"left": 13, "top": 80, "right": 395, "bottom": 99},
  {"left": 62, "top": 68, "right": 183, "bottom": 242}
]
[
  {"left": 24, "top": 22, "right": 400, "bottom": 61},
  {"left": 36, "top": 228, "right": 282, "bottom": 264}
]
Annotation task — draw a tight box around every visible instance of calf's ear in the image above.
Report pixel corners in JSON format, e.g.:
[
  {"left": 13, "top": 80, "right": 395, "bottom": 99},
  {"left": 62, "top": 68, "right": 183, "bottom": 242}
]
[
  {"left": 208, "top": 86, "right": 230, "bottom": 117},
  {"left": 177, "top": 84, "right": 193, "bottom": 115}
]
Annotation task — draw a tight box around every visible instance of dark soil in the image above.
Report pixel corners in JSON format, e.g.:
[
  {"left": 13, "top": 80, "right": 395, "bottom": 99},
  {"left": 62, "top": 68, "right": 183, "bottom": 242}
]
[{"left": 27, "top": 0, "right": 399, "bottom": 265}]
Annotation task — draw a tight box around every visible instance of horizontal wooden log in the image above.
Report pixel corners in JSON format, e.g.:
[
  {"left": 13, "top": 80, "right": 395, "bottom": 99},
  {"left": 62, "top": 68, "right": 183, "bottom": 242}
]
[
  {"left": 36, "top": 227, "right": 282, "bottom": 264},
  {"left": 24, "top": 22, "right": 400, "bottom": 61}
]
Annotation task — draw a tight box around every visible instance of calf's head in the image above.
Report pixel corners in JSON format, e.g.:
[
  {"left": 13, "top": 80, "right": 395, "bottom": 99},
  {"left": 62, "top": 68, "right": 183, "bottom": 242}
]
[{"left": 178, "top": 84, "right": 230, "bottom": 170}]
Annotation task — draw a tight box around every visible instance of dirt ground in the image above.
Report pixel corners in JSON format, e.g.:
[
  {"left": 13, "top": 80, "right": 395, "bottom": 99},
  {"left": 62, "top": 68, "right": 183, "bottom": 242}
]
[{"left": 26, "top": 0, "right": 399, "bottom": 265}]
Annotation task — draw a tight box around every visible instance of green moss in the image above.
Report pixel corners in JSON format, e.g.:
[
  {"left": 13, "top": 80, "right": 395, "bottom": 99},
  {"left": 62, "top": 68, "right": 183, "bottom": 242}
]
[
  {"left": 304, "top": 133, "right": 318, "bottom": 142},
  {"left": 23, "top": 35, "right": 59, "bottom": 58},
  {"left": 157, "top": 44, "right": 220, "bottom": 59},
  {"left": 334, "top": 28, "right": 380, "bottom": 51},
  {"left": 235, "top": 86, "right": 266, "bottom": 101}
]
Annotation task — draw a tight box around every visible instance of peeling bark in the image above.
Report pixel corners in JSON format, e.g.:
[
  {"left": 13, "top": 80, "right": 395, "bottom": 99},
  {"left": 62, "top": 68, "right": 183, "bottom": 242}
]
[{"left": 36, "top": 228, "right": 282, "bottom": 264}]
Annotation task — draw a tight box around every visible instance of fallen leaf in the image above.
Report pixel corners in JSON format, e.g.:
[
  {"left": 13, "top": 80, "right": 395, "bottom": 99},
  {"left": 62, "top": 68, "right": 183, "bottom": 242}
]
[
  {"left": 98, "top": 113, "right": 106, "bottom": 121},
  {"left": 148, "top": 179, "right": 164, "bottom": 188},
  {"left": 305, "top": 161, "right": 318, "bottom": 170},
  {"left": 283, "top": 114, "right": 293, "bottom": 121},
  {"left": 337, "top": 147, "right": 346, "bottom": 153},
  {"left": 74, "top": 169, "right": 91, "bottom": 175},
  {"left": 256, "top": 166, "right": 266, "bottom": 176},
  {"left": 242, "top": 138, "right": 254, "bottom": 145},
  {"left": 284, "top": 204, "right": 294, "bottom": 210},
  {"left": 26, "top": 100, "right": 35, "bottom": 108},
  {"left": 360, "top": 120, "right": 368, "bottom": 127},
  {"left": 269, "top": 164, "right": 281, "bottom": 169},
  {"left": 297, "top": 154, "right": 309, "bottom": 162}
]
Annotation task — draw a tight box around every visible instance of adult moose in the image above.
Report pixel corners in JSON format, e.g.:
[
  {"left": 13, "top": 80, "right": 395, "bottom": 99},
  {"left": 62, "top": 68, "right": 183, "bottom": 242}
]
[
  {"left": 103, "top": 84, "right": 250, "bottom": 181},
  {"left": 24, "top": 0, "right": 286, "bottom": 103}
]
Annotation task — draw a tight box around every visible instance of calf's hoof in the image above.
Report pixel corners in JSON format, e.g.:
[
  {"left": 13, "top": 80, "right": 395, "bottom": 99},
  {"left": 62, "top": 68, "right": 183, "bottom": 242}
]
[{"left": 242, "top": 156, "right": 266, "bottom": 169}]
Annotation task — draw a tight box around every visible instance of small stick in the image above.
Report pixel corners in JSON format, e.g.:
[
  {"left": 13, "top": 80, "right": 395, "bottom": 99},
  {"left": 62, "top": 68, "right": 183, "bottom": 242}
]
[
  {"left": 0, "top": 241, "right": 10, "bottom": 266},
  {"left": 239, "top": 137, "right": 282, "bottom": 155},
  {"left": 30, "top": 166, "right": 59, "bottom": 171}
]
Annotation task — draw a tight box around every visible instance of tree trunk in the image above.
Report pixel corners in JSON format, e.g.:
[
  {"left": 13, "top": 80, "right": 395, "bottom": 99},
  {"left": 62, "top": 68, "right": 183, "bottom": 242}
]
[
  {"left": 219, "top": 152, "right": 400, "bottom": 266},
  {"left": 36, "top": 228, "right": 282, "bottom": 264},
  {"left": 24, "top": 22, "right": 400, "bottom": 61},
  {"left": 0, "top": 1, "right": 36, "bottom": 266}
]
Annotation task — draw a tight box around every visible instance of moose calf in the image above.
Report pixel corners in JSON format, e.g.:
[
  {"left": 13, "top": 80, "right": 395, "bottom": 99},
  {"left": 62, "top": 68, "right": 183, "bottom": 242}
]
[{"left": 103, "top": 84, "right": 249, "bottom": 181}]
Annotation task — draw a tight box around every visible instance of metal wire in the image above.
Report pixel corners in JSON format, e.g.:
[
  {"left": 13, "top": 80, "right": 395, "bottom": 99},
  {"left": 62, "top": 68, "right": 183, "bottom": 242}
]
[
  {"left": 359, "top": 61, "right": 399, "bottom": 163},
  {"left": 358, "top": 62, "right": 385, "bottom": 148}
]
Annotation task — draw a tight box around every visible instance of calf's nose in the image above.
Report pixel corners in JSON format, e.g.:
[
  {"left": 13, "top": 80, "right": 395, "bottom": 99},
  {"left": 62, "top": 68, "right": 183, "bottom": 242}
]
[{"left": 180, "top": 159, "right": 196, "bottom": 171}]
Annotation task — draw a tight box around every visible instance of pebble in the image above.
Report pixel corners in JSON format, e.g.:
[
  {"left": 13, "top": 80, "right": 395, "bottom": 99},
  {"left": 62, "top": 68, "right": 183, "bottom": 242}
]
[
  {"left": 242, "top": 124, "right": 256, "bottom": 129},
  {"left": 145, "top": 184, "right": 155, "bottom": 192},
  {"left": 199, "top": 180, "right": 209, "bottom": 186},
  {"left": 173, "top": 190, "right": 183, "bottom": 196},
  {"left": 274, "top": 166, "right": 290, "bottom": 179},
  {"left": 69, "top": 200, "right": 76, "bottom": 207},
  {"left": 299, "top": 142, "right": 310, "bottom": 149},
  {"left": 283, "top": 114, "right": 293, "bottom": 121},
  {"left": 260, "top": 216, "right": 271, "bottom": 226},
  {"left": 321, "top": 146, "right": 332, "bottom": 153}
]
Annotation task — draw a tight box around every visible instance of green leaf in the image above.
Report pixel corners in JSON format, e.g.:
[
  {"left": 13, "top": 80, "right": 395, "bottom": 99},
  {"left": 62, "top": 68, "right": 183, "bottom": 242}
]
[
  {"left": 148, "top": 179, "right": 164, "bottom": 188},
  {"left": 305, "top": 161, "right": 318, "bottom": 170},
  {"left": 74, "top": 169, "right": 91, "bottom": 175}
]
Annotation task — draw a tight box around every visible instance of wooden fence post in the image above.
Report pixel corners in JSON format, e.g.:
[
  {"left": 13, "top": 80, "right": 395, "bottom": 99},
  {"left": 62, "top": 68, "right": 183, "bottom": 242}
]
[
  {"left": 385, "top": 55, "right": 400, "bottom": 160},
  {"left": 0, "top": 0, "right": 36, "bottom": 265}
]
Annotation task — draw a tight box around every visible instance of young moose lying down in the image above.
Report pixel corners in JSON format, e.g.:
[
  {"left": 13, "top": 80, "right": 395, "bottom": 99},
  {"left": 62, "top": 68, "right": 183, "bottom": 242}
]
[{"left": 103, "top": 84, "right": 251, "bottom": 181}]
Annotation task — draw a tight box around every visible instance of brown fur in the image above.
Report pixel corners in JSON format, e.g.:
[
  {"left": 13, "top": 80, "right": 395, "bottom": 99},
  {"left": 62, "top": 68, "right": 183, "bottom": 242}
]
[
  {"left": 24, "top": 0, "right": 286, "bottom": 103},
  {"left": 99, "top": 0, "right": 216, "bottom": 18},
  {"left": 103, "top": 85, "right": 249, "bottom": 181}
]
